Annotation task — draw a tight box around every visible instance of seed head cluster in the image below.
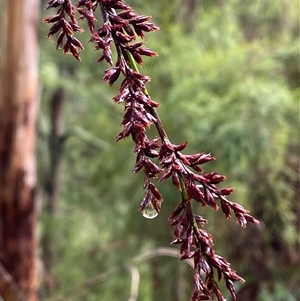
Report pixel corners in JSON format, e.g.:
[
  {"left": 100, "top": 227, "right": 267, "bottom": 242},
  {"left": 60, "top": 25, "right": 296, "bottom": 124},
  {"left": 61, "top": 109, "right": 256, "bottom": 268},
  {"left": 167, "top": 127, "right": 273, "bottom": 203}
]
[{"left": 44, "top": 1, "right": 260, "bottom": 300}]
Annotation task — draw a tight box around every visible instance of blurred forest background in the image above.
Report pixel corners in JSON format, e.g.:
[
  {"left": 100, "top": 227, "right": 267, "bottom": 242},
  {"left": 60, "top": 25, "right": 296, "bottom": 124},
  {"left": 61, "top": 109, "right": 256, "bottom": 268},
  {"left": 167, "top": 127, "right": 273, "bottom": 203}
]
[{"left": 1, "top": 0, "right": 299, "bottom": 300}]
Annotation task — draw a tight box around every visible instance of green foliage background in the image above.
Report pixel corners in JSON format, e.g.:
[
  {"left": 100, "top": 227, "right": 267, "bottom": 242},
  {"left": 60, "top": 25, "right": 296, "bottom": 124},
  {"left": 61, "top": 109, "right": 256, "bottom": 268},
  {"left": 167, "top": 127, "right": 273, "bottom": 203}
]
[{"left": 38, "top": 0, "right": 299, "bottom": 300}]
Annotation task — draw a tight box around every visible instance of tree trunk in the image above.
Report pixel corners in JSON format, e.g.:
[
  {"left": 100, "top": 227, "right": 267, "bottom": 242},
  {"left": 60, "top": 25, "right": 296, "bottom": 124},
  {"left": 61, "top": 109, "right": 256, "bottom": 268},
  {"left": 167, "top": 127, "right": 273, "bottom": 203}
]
[
  {"left": 179, "top": 0, "right": 198, "bottom": 33},
  {"left": 41, "top": 88, "right": 65, "bottom": 296},
  {"left": 0, "top": 1, "right": 40, "bottom": 300}
]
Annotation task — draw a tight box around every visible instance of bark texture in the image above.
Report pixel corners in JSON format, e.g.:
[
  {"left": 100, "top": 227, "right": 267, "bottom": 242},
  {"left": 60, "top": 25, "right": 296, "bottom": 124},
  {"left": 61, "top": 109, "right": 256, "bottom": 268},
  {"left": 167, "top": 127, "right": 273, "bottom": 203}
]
[{"left": 0, "top": 1, "right": 40, "bottom": 300}]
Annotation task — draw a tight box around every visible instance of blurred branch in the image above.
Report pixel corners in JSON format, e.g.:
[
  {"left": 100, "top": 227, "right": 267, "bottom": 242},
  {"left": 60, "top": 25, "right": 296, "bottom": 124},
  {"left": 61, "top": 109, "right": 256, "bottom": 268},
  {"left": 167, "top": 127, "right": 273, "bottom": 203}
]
[
  {"left": 62, "top": 126, "right": 112, "bottom": 151},
  {"left": 128, "top": 266, "right": 140, "bottom": 301},
  {"left": 132, "top": 247, "right": 193, "bottom": 267},
  {"left": 0, "top": 263, "right": 26, "bottom": 301},
  {"left": 43, "top": 247, "right": 193, "bottom": 301}
]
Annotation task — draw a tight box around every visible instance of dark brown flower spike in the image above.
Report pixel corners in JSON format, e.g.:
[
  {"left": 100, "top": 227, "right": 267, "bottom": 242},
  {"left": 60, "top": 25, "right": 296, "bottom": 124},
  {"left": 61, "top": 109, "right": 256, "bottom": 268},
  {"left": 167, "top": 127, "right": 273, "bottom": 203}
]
[
  {"left": 44, "top": 0, "right": 260, "bottom": 299},
  {"left": 44, "top": 0, "right": 84, "bottom": 60}
]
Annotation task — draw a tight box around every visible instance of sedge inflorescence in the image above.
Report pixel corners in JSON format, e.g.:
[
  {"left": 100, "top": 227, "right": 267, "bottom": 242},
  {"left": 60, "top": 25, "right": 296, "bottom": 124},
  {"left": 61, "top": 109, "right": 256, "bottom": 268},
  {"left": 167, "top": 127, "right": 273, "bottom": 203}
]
[{"left": 44, "top": 1, "right": 260, "bottom": 300}]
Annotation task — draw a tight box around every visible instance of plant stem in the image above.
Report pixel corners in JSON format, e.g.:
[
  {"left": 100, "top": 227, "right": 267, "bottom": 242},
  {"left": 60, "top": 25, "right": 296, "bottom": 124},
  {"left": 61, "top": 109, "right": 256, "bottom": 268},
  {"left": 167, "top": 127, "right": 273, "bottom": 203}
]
[
  {"left": 126, "top": 50, "right": 169, "bottom": 141},
  {"left": 178, "top": 173, "right": 189, "bottom": 201}
]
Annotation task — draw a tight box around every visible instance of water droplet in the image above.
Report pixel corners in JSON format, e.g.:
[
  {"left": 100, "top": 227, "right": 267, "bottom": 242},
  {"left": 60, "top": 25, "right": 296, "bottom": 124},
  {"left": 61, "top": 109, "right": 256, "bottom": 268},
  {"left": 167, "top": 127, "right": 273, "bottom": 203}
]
[{"left": 141, "top": 202, "right": 158, "bottom": 219}]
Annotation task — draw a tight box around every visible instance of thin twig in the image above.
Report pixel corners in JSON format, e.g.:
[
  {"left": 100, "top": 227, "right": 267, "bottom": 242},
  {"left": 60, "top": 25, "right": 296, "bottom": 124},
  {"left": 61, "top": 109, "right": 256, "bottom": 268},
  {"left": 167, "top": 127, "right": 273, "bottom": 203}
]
[
  {"left": 42, "top": 247, "right": 193, "bottom": 301},
  {"left": 127, "top": 266, "right": 140, "bottom": 301}
]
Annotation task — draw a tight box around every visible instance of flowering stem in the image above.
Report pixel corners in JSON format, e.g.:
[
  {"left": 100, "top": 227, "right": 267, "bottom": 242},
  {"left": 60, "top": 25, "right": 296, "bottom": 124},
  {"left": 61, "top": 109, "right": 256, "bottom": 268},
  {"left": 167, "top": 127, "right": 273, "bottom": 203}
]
[
  {"left": 178, "top": 173, "right": 201, "bottom": 249},
  {"left": 179, "top": 173, "right": 197, "bottom": 231},
  {"left": 126, "top": 50, "right": 169, "bottom": 141},
  {"left": 44, "top": 1, "right": 260, "bottom": 299},
  {"left": 126, "top": 50, "right": 150, "bottom": 96},
  {"left": 178, "top": 173, "right": 188, "bottom": 199}
]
